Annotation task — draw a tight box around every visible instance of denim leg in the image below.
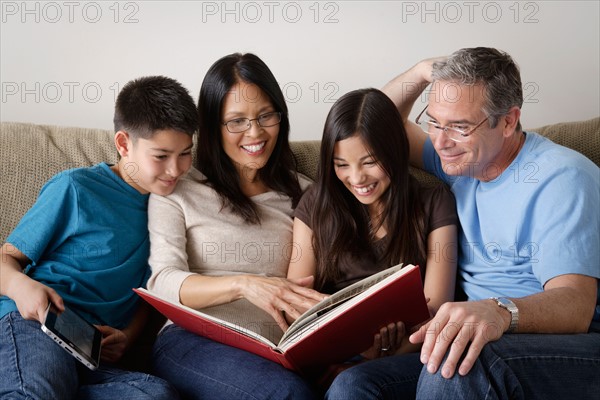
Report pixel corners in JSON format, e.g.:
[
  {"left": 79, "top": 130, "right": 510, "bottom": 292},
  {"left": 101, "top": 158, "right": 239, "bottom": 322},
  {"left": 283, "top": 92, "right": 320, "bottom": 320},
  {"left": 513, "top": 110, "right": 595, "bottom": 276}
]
[
  {"left": 0, "top": 312, "right": 79, "bottom": 399},
  {"left": 77, "top": 364, "right": 180, "bottom": 400},
  {"left": 152, "top": 324, "right": 316, "bottom": 400},
  {"left": 325, "top": 352, "right": 422, "bottom": 400},
  {"left": 416, "top": 333, "right": 600, "bottom": 400}
]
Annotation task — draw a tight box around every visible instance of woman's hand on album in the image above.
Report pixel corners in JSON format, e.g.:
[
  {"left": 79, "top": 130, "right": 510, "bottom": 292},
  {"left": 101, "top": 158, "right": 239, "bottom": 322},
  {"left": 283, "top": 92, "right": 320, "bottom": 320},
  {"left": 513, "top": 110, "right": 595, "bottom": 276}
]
[{"left": 240, "top": 275, "right": 328, "bottom": 331}]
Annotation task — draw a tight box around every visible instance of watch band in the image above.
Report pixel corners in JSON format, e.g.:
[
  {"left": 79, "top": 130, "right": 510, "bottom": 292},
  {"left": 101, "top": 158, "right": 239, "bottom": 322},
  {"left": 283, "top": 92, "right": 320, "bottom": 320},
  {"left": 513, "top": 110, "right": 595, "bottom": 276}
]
[{"left": 491, "top": 297, "right": 519, "bottom": 333}]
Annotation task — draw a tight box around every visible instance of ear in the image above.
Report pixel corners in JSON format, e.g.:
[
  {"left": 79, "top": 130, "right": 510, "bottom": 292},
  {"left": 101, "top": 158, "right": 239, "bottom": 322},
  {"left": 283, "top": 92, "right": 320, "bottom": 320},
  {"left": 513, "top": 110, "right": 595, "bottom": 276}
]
[
  {"left": 114, "top": 131, "right": 132, "bottom": 158},
  {"left": 501, "top": 106, "right": 521, "bottom": 137}
]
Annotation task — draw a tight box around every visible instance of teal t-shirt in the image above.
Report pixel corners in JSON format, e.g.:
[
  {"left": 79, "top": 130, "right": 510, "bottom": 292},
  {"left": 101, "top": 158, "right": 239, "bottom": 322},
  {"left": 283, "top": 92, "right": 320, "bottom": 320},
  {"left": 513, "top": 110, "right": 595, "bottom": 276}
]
[
  {"left": 423, "top": 132, "right": 600, "bottom": 322},
  {"left": 0, "top": 163, "right": 150, "bottom": 329}
]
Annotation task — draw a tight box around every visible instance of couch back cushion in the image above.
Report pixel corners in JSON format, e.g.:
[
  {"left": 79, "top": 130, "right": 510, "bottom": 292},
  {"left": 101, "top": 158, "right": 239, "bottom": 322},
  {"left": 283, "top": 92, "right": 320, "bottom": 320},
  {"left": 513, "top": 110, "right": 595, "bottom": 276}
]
[
  {"left": 1, "top": 122, "right": 117, "bottom": 243},
  {"left": 533, "top": 118, "right": 600, "bottom": 166},
  {"left": 1, "top": 117, "right": 599, "bottom": 243}
]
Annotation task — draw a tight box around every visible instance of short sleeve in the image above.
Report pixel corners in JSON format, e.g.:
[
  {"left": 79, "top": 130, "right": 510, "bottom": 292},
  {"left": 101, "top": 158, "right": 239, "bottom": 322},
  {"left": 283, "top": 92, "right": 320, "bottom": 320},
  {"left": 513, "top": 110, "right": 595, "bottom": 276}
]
[
  {"left": 530, "top": 166, "right": 600, "bottom": 285},
  {"left": 424, "top": 184, "right": 458, "bottom": 233},
  {"left": 293, "top": 183, "right": 317, "bottom": 228},
  {"left": 6, "top": 173, "right": 79, "bottom": 264}
]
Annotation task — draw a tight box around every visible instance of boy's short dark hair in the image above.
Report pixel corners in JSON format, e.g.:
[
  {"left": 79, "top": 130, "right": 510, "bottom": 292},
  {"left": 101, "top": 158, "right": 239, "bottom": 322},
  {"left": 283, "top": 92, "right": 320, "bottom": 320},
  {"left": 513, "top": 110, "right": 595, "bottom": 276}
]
[{"left": 113, "top": 76, "right": 197, "bottom": 139}]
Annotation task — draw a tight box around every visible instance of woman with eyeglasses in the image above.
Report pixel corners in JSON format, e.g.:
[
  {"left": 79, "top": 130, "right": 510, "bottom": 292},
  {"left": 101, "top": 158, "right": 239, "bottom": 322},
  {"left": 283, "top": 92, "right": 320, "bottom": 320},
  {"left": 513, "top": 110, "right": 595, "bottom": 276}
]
[
  {"left": 287, "top": 88, "right": 458, "bottom": 398},
  {"left": 146, "top": 53, "right": 323, "bottom": 399}
]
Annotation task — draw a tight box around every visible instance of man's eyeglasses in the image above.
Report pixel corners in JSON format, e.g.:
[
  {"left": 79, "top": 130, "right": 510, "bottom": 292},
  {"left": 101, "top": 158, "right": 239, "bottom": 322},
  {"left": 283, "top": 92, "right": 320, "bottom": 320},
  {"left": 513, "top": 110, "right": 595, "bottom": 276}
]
[
  {"left": 222, "top": 111, "right": 282, "bottom": 134},
  {"left": 415, "top": 105, "right": 489, "bottom": 143}
]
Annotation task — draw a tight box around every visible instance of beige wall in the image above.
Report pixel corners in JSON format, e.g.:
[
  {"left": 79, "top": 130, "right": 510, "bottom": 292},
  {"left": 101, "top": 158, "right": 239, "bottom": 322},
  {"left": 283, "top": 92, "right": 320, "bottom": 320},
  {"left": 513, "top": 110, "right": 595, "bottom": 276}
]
[{"left": 1, "top": 1, "right": 598, "bottom": 140}]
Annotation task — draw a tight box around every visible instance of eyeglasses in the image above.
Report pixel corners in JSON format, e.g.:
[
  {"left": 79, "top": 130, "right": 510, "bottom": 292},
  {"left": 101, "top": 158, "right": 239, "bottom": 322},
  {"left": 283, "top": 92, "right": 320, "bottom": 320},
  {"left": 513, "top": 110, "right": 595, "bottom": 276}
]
[
  {"left": 415, "top": 105, "right": 489, "bottom": 143},
  {"left": 222, "top": 111, "right": 282, "bottom": 134}
]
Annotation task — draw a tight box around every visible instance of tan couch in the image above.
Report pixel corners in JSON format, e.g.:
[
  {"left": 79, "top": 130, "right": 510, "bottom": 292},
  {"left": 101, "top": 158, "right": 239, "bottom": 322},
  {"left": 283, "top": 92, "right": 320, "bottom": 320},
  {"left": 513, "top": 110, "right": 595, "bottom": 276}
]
[{"left": 1, "top": 118, "right": 599, "bottom": 244}]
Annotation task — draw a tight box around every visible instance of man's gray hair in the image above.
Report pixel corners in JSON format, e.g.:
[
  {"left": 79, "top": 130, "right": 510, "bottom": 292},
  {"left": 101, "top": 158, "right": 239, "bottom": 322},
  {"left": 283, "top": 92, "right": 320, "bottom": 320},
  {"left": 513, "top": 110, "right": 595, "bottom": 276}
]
[{"left": 432, "top": 47, "right": 523, "bottom": 131}]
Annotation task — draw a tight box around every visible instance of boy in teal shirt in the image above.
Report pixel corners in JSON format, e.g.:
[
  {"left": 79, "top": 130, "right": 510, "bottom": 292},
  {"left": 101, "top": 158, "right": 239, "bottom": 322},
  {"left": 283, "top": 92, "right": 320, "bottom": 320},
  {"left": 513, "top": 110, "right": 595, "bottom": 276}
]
[{"left": 0, "top": 76, "right": 197, "bottom": 399}]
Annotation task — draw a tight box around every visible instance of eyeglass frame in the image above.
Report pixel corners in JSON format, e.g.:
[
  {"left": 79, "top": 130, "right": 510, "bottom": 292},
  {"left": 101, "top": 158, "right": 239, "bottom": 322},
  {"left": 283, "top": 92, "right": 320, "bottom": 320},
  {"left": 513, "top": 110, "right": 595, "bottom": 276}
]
[
  {"left": 222, "top": 111, "right": 283, "bottom": 134},
  {"left": 415, "top": 105, "right": 489, "bottom": 142}
]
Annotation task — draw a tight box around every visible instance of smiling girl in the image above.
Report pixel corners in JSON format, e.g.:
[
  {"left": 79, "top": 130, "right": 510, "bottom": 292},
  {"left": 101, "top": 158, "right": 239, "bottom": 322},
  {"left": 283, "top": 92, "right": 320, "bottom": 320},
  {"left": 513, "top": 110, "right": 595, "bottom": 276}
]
[{"left": 288, "top": 88, "right": 458, "bottom": 397}]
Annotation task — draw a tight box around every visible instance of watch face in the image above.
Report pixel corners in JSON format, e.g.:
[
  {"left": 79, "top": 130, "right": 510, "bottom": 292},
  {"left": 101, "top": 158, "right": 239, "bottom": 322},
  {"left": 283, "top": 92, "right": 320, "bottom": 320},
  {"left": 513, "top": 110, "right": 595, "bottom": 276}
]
[
  {"left": 497, "top": 297, "right": 511, "bottom": 306},
  {"left": 494, "top": 297, "right": 518, "bottom": 332},
  {"left": 497, "top": 297, "right": 517, "bottom": 309}
]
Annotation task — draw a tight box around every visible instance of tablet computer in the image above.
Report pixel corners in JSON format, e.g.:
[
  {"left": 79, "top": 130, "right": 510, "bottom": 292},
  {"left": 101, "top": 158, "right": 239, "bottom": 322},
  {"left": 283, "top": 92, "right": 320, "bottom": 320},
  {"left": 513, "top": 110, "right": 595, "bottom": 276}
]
[{"left": 41, "top": 304, "right": 102, "bottom": 370}]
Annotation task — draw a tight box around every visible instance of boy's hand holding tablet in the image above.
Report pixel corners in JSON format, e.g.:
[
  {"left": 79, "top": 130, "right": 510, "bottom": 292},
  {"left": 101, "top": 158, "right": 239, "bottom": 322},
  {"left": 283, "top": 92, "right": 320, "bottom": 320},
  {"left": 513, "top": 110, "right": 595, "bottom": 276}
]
[{"left": 41, "top": 304, "right": 102, "bottom": 370}]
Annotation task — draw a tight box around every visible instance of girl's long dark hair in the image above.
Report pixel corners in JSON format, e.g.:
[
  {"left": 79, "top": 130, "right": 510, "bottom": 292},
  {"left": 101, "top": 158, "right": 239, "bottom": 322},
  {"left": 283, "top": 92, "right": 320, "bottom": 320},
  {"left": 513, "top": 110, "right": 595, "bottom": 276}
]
[
  {"left": 311, "top": 88, "right": 427, "bottom": 290},
  {"left": 196, "top": 53, "right": 302, "bottom": 224}
]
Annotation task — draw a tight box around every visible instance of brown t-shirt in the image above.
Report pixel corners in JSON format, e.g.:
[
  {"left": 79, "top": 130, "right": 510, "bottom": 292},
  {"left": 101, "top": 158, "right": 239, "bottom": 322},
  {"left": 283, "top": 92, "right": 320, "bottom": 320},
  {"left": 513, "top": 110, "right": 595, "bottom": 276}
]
[{"left": 294, "top": 183, "right": 458, "bottom": 293}]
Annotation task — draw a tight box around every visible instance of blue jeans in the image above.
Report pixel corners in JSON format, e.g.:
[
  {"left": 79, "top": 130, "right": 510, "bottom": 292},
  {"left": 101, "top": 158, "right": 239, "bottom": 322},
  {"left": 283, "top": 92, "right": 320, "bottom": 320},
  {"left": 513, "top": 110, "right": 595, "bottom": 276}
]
[
  {"left": 152, "top": 324, "right": 316, "bottom": 400},
  {"left": 325, "top": 352, "right": 422, "bottom": 399},
  {"left": 416, "top": 333, "right": 600, "bottom": 400},
  {"left": 0, "top": 312, "right": 179, "bottom": 400}
]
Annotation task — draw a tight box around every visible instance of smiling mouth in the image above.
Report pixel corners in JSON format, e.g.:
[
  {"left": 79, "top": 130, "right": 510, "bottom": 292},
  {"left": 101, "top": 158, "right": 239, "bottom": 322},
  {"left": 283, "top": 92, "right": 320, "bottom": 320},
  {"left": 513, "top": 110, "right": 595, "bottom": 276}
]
[
  {"left": 159, "top": 178, "right": 177, "bottom": 186},
  {"left": 353, "top": 183, "right": 377, "bottom": 195},
  {"left": 241, "top": 142, "right": 266, "bottom": 154},
  {"left": 439, "top": 152, "right": 465, "bottom": 161}
]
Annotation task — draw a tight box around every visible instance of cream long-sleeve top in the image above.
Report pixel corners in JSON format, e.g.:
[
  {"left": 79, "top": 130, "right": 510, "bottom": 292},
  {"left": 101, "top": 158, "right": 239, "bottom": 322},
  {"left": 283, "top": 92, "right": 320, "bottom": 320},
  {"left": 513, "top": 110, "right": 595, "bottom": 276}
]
[{"left": 147, "top": 167, "right": 311, "bottom": 344}]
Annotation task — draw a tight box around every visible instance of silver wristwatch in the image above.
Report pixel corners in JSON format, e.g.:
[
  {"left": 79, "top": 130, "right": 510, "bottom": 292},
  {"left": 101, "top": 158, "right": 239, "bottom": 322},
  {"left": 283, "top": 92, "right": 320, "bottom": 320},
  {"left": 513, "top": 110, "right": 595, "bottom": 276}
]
[{"left": 490, "top": 297, "right": 519, "bottom": 333}]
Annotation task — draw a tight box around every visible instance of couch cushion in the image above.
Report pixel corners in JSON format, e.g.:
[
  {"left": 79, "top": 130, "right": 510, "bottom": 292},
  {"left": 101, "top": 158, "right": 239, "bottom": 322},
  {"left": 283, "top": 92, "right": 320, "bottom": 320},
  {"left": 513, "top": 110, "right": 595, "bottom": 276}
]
[
  {"left": 290, "top": 140, "right": 320, "bottom": 180},
  {"left": 1, "top": 122, "right": 116, "bottom": 243},
  {"left": 530, "top": 117, "right": 600, "bottom": 166}
]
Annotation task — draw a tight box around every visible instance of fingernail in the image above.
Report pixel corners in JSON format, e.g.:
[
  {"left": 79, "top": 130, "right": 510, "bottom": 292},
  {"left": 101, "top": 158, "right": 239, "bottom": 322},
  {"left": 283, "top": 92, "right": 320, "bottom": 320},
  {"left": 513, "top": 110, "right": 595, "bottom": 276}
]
[
  {"left": 427, "top": 363, "right": 436, "bottom": 373},
  {"left": 442, "top": 366, "right": 452, "bottom": 379}
]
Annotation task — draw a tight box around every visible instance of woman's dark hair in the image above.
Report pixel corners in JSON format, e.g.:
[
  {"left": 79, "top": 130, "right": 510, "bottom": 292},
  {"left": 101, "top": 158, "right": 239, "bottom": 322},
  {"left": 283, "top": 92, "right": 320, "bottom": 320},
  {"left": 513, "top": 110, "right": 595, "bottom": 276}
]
[
  {"left": 196, "top": 53, "right": 302, "bottom": 224},
  {"left": 311, "top": 88, "right": 427, "bottom": 290}
]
